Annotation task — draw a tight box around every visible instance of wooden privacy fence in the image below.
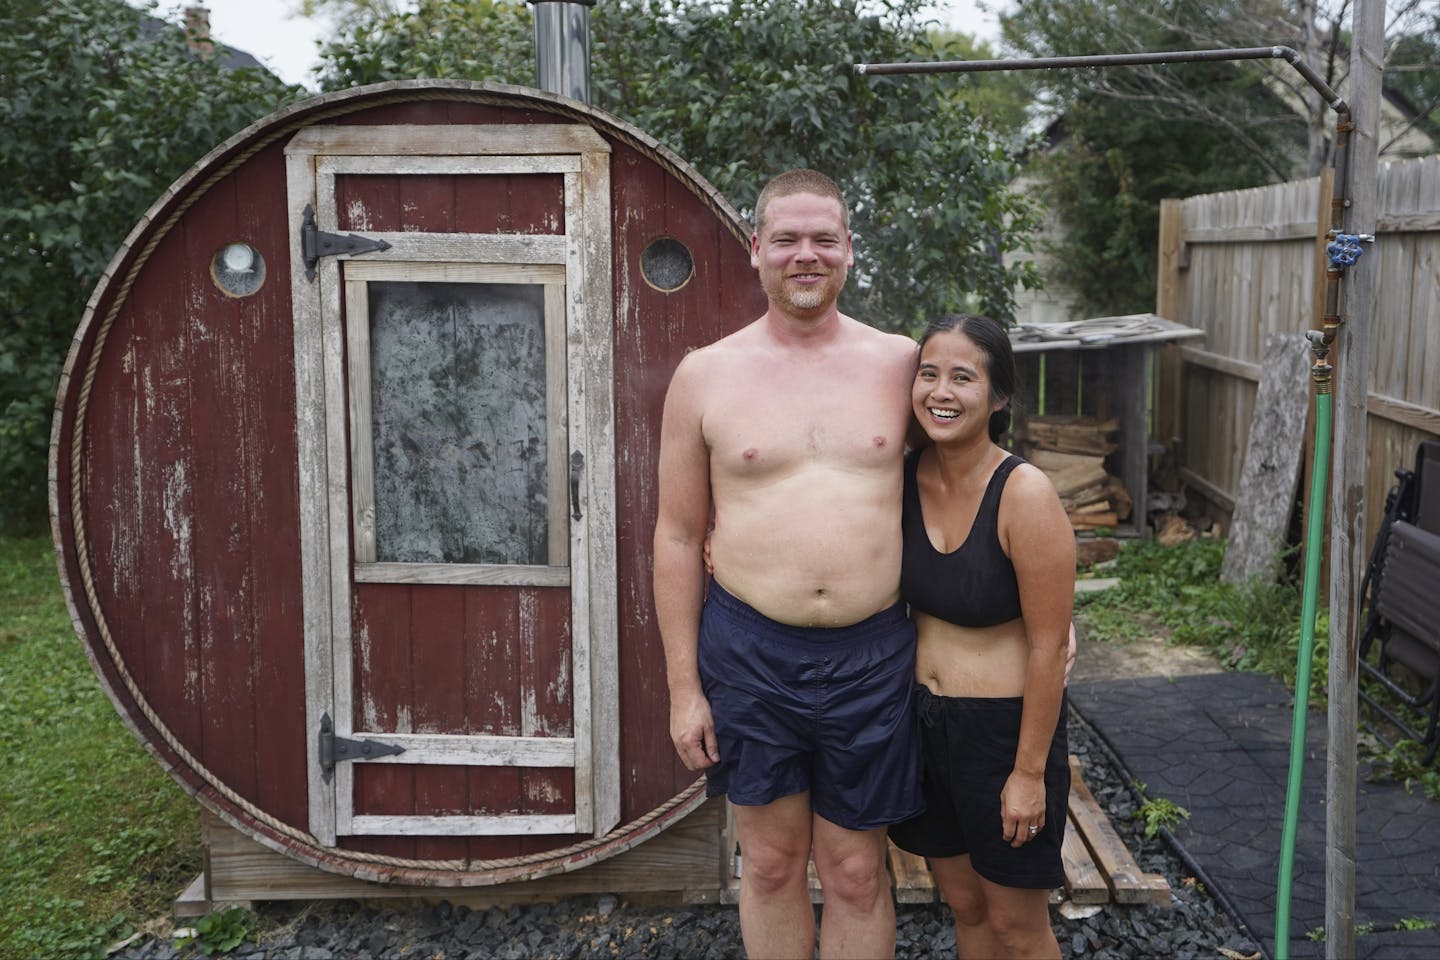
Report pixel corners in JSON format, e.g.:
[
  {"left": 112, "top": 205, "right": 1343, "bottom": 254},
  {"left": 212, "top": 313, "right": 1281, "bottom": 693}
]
[{"left": 1154, "top": 153, "right": 1440, "bottom": 553}]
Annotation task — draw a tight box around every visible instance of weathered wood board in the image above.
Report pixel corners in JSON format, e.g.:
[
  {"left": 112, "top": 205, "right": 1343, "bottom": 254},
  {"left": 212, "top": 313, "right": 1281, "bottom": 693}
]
[
  {"left": 1062, "top": 822, "right": 1111, "bottom": 905},
  {"left": 1065, "top": 757, "right": 1171, "bottom": 906},
  {"left": 1220, "top": 333, "right": 1312, "bottom": 584},
  {"left": 887, "top": 845, "right": 937, "bottom": 904}
]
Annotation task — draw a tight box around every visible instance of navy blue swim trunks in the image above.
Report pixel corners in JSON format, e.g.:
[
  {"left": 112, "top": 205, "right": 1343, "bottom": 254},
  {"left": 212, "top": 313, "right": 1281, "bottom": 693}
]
[
  {"left": 889, "top": 687, "right": 1070, "bottom": 889},
  {"left": 697, "top": 580, "right": 923, "bottom": 831}
]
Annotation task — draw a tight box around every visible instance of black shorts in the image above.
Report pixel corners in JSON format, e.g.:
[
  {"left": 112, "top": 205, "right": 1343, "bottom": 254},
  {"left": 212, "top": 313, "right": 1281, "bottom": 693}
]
[
  {"left": 889, "top": 687, "right": 1070, "bottom": 889},
  {"left": 697, "top": 580, "right": 923, "bottom": 831}
]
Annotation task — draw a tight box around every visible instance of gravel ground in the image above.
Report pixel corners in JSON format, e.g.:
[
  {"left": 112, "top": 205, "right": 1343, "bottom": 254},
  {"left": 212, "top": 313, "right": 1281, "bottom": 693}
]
[{"left": 114, "top": 710, "right": 1265, "bottom": 960}]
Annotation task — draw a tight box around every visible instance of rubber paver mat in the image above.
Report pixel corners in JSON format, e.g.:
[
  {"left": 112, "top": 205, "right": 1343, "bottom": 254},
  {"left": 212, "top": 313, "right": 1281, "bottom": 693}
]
[{"left": 1069, "top": 671, "right": 1440, "bottom": 959}]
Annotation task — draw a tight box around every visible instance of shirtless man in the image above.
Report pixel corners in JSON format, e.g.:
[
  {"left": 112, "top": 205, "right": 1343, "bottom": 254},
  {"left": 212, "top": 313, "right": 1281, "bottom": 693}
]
[{"left": 653, "top": 169, "right": 919, "bottom": 958}]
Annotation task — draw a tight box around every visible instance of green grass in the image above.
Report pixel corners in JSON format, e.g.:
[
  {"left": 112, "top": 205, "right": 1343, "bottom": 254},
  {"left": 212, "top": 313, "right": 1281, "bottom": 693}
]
[
  {"left": 1, "top": 535, "right": 201, "bottom": 960},
  {"left": 1076, "top": 537, "right": 1330, "bottom": 707}
]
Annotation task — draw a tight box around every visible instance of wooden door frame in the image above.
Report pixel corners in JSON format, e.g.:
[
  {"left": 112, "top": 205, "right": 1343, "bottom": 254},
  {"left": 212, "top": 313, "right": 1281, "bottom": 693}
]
[{"left": 284, "top": 124, "right": 618, "bottom": 847}]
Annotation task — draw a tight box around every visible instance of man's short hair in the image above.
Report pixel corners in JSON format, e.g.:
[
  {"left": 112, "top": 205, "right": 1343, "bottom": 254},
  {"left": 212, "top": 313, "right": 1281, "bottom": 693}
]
[{"left": 754, "top": 169, "right": 849, "bottom": 234}]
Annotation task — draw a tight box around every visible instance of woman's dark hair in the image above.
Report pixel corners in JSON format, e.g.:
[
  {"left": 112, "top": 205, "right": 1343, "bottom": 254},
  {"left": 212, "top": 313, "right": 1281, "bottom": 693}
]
[{"left": 916, "top": 313, "right": 1018, "bottom": 443}]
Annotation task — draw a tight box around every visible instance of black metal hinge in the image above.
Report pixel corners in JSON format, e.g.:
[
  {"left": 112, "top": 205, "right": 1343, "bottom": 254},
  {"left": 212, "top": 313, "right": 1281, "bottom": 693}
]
[
  {"left": 317, "top": 712, "right": 405, "bottom": 783},
  {"left": 300, "top": 204, "right": 392, "bottom": 282}
]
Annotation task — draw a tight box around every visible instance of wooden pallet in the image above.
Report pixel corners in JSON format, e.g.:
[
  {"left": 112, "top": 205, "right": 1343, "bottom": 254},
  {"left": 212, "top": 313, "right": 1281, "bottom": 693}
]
[
  {"left": 1064, "top": 756, "right": 1170, "bottom": 906},
  {"left": 722, "top": 755, "right": 1170, "bottom": 908}
]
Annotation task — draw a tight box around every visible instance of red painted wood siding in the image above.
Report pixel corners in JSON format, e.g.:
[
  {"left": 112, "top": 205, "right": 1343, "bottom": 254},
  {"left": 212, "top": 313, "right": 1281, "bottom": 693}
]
[{"left": 73, "top": 138, "right": 309, "bottom": 829}]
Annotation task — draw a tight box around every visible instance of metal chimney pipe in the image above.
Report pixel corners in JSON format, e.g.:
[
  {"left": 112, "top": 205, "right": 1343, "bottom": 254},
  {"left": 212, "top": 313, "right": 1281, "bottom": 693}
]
[{"left": 528, "top": 0, "right": 595, "bottom": 104}]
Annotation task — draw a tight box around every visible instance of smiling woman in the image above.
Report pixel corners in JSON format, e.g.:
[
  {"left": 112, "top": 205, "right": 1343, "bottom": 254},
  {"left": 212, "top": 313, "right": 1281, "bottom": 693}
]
[{"left": 891, "top": 313, "right": 1076, "bottom": 959}]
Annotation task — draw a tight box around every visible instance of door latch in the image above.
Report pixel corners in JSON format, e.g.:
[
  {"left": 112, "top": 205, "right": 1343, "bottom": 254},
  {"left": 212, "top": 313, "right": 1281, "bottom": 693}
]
[{"left": 570, "top": 450, "right": 585, "bottom": 521}]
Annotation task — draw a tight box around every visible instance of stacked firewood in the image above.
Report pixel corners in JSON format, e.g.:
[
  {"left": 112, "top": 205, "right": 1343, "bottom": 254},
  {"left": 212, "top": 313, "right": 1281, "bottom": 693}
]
[{"left": 1019, "top": 416, "right": 1132, "bottom": 532}]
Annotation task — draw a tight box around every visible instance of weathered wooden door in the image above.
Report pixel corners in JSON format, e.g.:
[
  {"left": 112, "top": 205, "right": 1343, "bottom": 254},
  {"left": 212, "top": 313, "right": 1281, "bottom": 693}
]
[{"left": 285, "top": 124, "right": 618, "bottom": 847}]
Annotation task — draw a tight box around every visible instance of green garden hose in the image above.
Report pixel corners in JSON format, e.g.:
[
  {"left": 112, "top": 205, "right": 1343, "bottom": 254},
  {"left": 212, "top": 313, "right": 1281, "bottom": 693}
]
[{"left": 1275, "top": 340, "right": 1333, "bottom": 960}]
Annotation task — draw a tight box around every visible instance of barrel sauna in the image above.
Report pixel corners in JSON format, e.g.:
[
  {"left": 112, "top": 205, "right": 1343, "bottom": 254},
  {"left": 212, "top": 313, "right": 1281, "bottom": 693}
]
[{"left": 51, "top": 79, "right": 766, "bottom": 889}]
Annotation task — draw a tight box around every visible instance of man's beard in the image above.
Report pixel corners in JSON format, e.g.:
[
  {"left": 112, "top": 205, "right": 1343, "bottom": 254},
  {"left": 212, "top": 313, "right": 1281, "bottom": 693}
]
[
  {"left": 763, "top": 265, "right": 847, "bottom": 313},
  {"left": 787, "top": 286, "right": 827, "bottom": 310}
]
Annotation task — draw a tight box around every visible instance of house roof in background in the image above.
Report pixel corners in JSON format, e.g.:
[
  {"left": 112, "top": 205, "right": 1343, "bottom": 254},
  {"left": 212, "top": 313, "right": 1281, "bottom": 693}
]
[{"left": 138, "top": 7, "right": 269, "bottom": 76}]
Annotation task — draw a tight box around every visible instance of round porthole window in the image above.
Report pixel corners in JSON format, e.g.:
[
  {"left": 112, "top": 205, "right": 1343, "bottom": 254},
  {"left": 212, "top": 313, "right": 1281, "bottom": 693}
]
[
  {"left": 210, "top": 242, "right": 265, "bottom": 297},
  {"left": 640, "top": 236, "right": 694, "bottom": 293}
]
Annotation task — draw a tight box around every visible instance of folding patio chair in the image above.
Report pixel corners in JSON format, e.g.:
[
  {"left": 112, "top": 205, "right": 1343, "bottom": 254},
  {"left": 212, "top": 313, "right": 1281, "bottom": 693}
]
[{"left": 1357, "top": 439, "right": 1440, "bottom": 762}]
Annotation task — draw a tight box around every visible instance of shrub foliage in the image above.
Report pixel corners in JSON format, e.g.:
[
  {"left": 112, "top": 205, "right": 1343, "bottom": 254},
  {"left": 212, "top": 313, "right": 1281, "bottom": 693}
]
[
  {"left": 0, "top": 0, "right": 302, "bottom": 532},
  {"left": 313, "top": 0, "right": 1042, "bottom": 334}
]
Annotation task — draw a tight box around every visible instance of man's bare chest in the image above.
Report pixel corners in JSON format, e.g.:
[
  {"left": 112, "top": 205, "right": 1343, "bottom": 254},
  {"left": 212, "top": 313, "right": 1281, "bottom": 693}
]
[{"left": 703, "top": 375, "right": 909, "bottom": 476}]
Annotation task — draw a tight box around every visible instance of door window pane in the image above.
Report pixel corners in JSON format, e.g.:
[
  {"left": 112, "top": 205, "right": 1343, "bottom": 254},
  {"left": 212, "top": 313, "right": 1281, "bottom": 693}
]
[{"left": 367, "top": 281, "right": 550, "bottom": 564}]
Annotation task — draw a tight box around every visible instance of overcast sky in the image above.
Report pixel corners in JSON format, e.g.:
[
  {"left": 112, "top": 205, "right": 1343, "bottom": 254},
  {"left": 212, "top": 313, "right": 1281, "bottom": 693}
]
[{"left": 140, "top": 1, "right": 1007, "bottom": 89}]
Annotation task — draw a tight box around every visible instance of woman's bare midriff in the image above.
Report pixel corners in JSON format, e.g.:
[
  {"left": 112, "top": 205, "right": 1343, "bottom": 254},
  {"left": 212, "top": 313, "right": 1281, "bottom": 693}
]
[{"left": 913, "top": 611, "right": 1031, "bottom": 698}]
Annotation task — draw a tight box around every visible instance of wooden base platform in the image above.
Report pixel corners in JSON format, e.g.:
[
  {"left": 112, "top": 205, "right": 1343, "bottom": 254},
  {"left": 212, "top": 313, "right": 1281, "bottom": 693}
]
[
  {"left": 178, "top": 757, "right": 1168, "bottom": 917},
  {"left": 720, "top": 755, "right": 1170, "bottom": 909},
  {"left": 178, "top": 797, "right": 729, "bottom": 917}
]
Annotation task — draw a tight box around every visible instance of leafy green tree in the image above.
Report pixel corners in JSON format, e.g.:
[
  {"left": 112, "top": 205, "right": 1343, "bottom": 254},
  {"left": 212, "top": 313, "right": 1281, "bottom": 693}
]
[
  {"left": 1385, "top": 24, "right": 1440, "bottom": 149},
  {"left": 1029, "top": 91, "right": 1287, "bottom": 316},
  {"left": 311, "top": 0, "right": 534, "bottom": 87},
  {"left": 1002, "top": 0, "right": 1311, "bottom": 178},
  {"left": 312, "top": 0, "right": 1041, "bottom": 333},
  {"left": 0, "top": 0, "right": 303, "bottom": 532},
  {"left": 1001, "top": 0, "right": 1440, "bottom": 317},
  {"left": 927, "top": 29, "right": 1037, "bottom": 139},
  {"left": 1001, "top": 0, "right": 1312, "bottom": 316}
]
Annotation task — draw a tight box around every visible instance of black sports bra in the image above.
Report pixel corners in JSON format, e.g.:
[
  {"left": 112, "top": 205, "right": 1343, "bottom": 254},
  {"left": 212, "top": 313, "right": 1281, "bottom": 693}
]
[{"left": 900, "top": 450, "right": 1024, "bottom": 628}]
